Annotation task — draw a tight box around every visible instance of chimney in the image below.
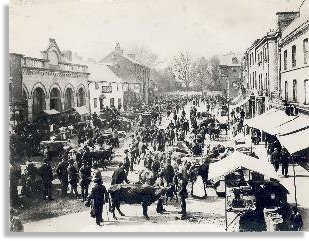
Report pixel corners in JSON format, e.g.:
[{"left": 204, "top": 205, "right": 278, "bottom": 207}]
[
  {"left": 115, "top": 42, "right": 123, "bottom": 54},
  {"left": 127, "top": 53, "right": 136, "bottom": 59},
  {"left": 276, "top": 12, "right": 299, "bottom": 31}
]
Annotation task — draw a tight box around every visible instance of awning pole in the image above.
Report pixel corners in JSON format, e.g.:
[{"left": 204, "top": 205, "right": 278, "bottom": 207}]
[
  {"left": 292, "top": 156, "right": 298, "bottom": 208},
  {"left": 225, "top": 177, "right": 228, "bottom": 231}
]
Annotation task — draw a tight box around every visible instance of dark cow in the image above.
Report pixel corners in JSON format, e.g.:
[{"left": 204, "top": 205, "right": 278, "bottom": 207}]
[{"left": 108, "top": 184, "right": 168, "bottom": 220}]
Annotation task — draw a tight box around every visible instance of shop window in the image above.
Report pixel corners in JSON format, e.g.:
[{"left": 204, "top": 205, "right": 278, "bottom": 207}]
[{"left": 305, "top": 80, "right": 309, "bottom": 104}]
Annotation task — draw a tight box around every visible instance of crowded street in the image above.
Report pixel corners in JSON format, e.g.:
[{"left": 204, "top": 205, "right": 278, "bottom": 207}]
[{"left": 8, "top": 0, "right": 309, "bottom": 234}]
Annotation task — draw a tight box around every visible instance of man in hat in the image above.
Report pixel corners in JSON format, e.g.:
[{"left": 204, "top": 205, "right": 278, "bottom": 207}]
[
  {"left": 79, "top": 161, "right": 92, "bottom": 202},
  {"left": 56, "top": 157, "right": 69, "bottom": 197},
  {"left": 39, "top": 158, "right": 54, "bottom": 200},
  {"left": 270, "top": 148, "right": 281, "bottom": 172},
  {"left": 68, "top": 159, "right": 79, "bottom": 198},
  {"left": 178, "top": 179, "right": 188, "bottom": 219},
  {"left": 85, "top": 171, "right": 109, "bottom": 226}
]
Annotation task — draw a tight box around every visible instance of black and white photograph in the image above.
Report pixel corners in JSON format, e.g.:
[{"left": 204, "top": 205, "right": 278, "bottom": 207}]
[{"left": 7, "top": 0, "right": 309, "bottom": 233}]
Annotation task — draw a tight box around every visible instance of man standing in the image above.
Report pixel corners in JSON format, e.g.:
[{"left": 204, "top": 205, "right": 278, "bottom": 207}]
[
  {"left": 40, "top": 158, "right": 54, "bottom": 200},
  {"left": 79, "top": 161, "right": 92, "bottom": 202},
  {"left": 281, "top": 148, "right": 290, "bottom": 178},
  {"left": 123, "top": 150, "right": 131, "bottom": 173},
  {"left": 56, "top": 158, "right": 69, "bottom": 197},
  {"left": 179, "top": 179, "right": 188, "bottom": 219},
  {"left": 68, "top": 159, "right": 79, "bottom": 198},
  {"left": 270, "top": 148, "right": 281, "bottom": 172},
  {"left": 290, "top": 207, "right": 303, "bottom": 231},
  {"left": 85, "top": 171, "right": 109, "bottom": 226}
]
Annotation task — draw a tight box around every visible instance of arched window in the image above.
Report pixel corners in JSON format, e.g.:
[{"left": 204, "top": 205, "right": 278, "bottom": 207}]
[
  {"left": 285, "top": 81, "right": 288, "bottom": 101},
  {"left": 293, "top": 80, "right": 297, "bottom": 102},
  {"left": 49, "top": 50, "right": 59, "bottom": 65},
  {"left": 32, "top": 87, "right": 46, "bottom": 119},
  {"left": 50, "top": 88, "right": 61, "bottom": 111},
  {"left": 77, "top": 87, "right": 86, "bottom": 107}
]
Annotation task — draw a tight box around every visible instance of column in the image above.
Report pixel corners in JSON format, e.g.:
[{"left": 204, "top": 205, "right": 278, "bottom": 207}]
[
  {"left": 45, "top": 97, "right": 50, "bottom": 110},
  {"left": 61, "top": 97, "right": 65, "bottom": 112},
  {"left": 28, "top": 98, "right": 32, "bottom": 122}
]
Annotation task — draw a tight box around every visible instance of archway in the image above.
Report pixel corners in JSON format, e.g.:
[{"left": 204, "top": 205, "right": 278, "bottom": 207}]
[
  {"left": 77, "top": 87, "right": 86, "bottom": 107},
  {"left": 32, "top": 87, "right": 46, "bottom": 120},
  {"left": 64, "top": 88, "right": 74, "bottom": 110},
  {"left": 50, "top": 87, "right": 61, "bottom": 111}
]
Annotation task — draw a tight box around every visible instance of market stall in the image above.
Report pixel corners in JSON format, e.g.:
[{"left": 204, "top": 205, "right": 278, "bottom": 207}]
[{"left": 208, "top": 151, "right": 289, "bottom": 231}]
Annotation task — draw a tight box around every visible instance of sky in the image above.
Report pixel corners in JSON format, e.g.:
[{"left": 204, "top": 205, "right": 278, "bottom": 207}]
[{"left": 9, "top": 0, "right": 304, "bottom": 67}]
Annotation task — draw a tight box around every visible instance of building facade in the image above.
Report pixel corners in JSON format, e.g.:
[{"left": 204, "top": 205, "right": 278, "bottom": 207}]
[
  {"left": 218, "top": 53, "right": 242, "bottom": 101},
  {"left": 9, "top": 38, "right": 90, "bottom": 122},
  {"left": 279, "top": 1, "right": 309, "bottom": 112},
  {"left": 88, "top": 62, "right": 124, "bottom": 115},
  {"left": 244, "top": 31, "right": 280, "bottom": 117},
  {"left": 100, "top": 43, "right": 151, "bottom": 107}
]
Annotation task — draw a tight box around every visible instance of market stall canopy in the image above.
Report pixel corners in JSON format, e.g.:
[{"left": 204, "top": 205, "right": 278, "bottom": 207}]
[
  {"left": 278, "top": 127, "right": 309, "bottom": 154},
  {"left": 245, "top": 109, "right": 297, "bottom": 135},
  {"left": 230, "top": 94, "right": 242, "bottom": 105},
  {"left": 208, "top": 151, "right": 279, "bottom": 181},
  {"left": 274, "top": 115, "right": 309, "bottom": 135},
  {"left": 230, "top": 96, "right": 250, "bottom": 110},
  {"left": 74, "top": 106, "right": 90, "bottom": 116},
  {"left": 43, "top": 109, "right": 60, "bottom": 115}
]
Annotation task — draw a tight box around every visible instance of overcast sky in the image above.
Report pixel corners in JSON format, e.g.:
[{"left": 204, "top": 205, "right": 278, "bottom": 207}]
[{"left": 9, "top": 0, "right": 303, "bottom": 66}]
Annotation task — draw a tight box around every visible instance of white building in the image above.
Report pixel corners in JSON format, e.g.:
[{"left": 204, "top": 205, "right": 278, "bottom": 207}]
[
  {"left": 279, "top": 0, "right": 309, "bottom": 110},
  {"left": 88, "top": 62, "right": 124, "bottom": 115}
]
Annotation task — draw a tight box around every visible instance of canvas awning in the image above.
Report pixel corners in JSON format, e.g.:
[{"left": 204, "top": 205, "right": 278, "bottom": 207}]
[
  {"left": 74, "top": 106, "right": 90, "bottom": 115},
  {"left": 230, "top": 94, "right": 242, "bottom": 105},
  {"left": 245, "top": 109, "right": 297, "bottom": 135},
  {"left": 230, "top": 96, "right": 250, "bottom": 110},
  {"left": 44, "top": 109, "right": 60, "bottom": 115},
  {"left": 208, "top": 151, "right": 279, "bottom": 181},
  {"left": 274, "top": 115, "right": 309, "bottom": 135},
  {"left": 278, "top": 128, "right": 309, "bottom": 154}
]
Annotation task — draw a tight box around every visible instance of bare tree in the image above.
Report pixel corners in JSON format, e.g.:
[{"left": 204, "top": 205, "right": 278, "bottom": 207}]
[
  {"left": 193, "top": 57, "right": 210, "bottom": 91},
  {"left": 127, "top": 44, "right": 162, "bottom": 68},
  {"left": 170, "top": 52, "right": 196, "bottom": 91}
]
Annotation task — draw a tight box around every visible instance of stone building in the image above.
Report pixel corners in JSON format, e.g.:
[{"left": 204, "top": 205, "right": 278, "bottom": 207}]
[
  {"left": 9, "top": 38, "right": 90, "bottom": 122},
  {"left": 100, "top": 43, "right": 150, "bottom": 108},
  {"left": 279, "top": 0, "right": 309, "bottom": 112}
]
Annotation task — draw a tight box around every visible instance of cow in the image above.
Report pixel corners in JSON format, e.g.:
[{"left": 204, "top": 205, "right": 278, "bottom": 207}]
[{"left": 108, "top": 184, "right": 168, "bottom": 220}]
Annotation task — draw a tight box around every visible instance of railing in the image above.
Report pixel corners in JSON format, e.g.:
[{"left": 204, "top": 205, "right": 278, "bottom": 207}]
[
  {"left": 22, "top": 58, "right": 45, "bottom": 68},
  {"left": 102, "top": 86, "right": 112, "bottom": 93}
]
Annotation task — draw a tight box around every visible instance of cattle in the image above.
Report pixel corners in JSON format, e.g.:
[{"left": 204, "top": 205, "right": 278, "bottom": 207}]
[{"left": 108, "top": 184, "right": 168, "bottom": 220}]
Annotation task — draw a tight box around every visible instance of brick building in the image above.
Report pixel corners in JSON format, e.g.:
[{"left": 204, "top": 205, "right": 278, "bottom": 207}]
[
  {"left": 218, "top": 53, "right": 242, "bottom": 101},
  {"left": 100, "top": 43, "right": 150, "bottom": 108},
  {"left": 9, "top": 38, "right": 90, "bottom": 122}
]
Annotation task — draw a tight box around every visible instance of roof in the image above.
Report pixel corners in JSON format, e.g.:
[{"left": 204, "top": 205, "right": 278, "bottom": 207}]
[
  {"left": 281, "top": 0, "right": 309, "bottom": 40},
  {"left": 245, "top": 109, "right": 297, "bottom": 135},
  {"left": 87, "top": 62, "right": 122, "bottom": 83},
  {"left": 278, "top": 127, "right": 309, "bottom": 154},
  {"left": 208, "top": 151, "right": 279, "bottom": 181}
]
